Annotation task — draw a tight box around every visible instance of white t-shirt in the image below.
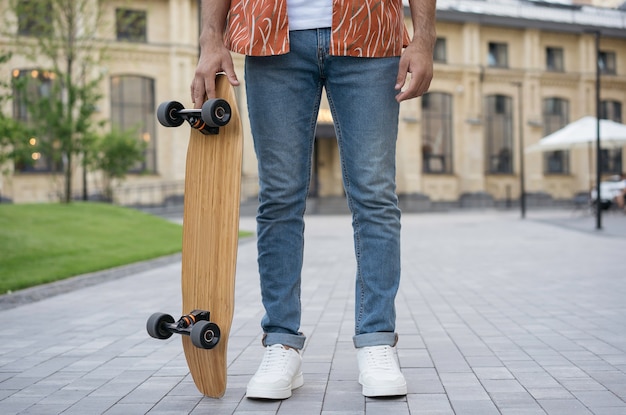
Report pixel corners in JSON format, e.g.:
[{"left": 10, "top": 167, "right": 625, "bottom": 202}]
[{"left": 287, "top": 0, "right": 333, "bottom": 30}]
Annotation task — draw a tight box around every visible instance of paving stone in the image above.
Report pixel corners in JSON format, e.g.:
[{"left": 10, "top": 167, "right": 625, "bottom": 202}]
[
  {"left": 537, "top": 398, "right": 594, "bottom": 414},
  {"left": 0, "top": 211, "right": 625, "bottom": 414},
  {"left": 407, "top": 393, "right": 454, "bottom": 414}
]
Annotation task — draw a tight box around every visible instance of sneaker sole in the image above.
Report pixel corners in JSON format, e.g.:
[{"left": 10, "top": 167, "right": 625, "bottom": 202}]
[
  {"left": 246, "top": 373, "right": 304, "bottom": 400},
  {"left": 360, "top": 382, "right": 407, "bottom": 398}
]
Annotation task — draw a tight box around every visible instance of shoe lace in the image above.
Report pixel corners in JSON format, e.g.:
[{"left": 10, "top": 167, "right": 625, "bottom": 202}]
[
  {"left": 365, "top": 346, "right": 396, "bottom": 371},
  {"left": 258, "top": 344, "right": 291, "bottom": 374}
]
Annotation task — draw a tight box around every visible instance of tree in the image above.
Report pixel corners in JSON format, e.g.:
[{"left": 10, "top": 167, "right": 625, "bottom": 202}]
[
  {"left": 0, "top": 51, "right": 29, "bottom": 178},
  {"left": 88, "top": 128, "right": 147, "bottom": 202},
  {"left": 4, "top": 0, "right": 108, "bottom": 203}
]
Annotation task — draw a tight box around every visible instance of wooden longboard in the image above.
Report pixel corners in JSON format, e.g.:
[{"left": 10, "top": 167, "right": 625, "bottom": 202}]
[
  {"left": 182, "top": 74, "right": 242, "bottom": 397},
  {"left": 148, "top": 74, "right": 242, "bottom": 398}
]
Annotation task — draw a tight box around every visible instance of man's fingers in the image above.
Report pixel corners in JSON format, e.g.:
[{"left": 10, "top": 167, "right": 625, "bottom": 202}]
[
  {"left": 190, "top": 77, "right": 204, "bottom": 109},
  {"left": 396, "top": 75, "right": 431, "bottom": 102},
  {"left": 395, "top": 58, "right": 409, "bottom": 91},
  {"left": 221, "top": 60, "right": 240, "bottom": 87},
  {"left": 395, "top": 42, "right": 434, "bottom": 102},
  {"left": 204, "top": 76, "right": 217, "bottom": 100},
  {"left": 395, "top": 66, "right": 433, "bottom": 102},
  {"left": 190, "top": 78, "right": 203, "bottom": 109},
  {"left": 190, "top": 53, "right": 239, "bottom": 108},
  {"left": 190, "top": 69, "right": 216, "bottom": 108}
]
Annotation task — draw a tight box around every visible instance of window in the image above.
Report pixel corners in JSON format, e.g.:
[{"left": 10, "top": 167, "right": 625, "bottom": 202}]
[
  {"left": 601, "top": 100, "right": 622, "bottom": 123},
  {"left": 488, "top": 42, "right": 508, "bottom": 68},
  {"left": 433, "top": 38, "right": 447, "bottom": 63},
  {"left": 542, "top": 98, "right": 570, "bottom": 174},
  {"left": 600, "top": 148, "right": 623, "bottom": 175},
  {"left": 600, "top": 100, "right": 623, "bottom": 174},
  {"left": 12, "top": 68, "right": 62, "bottom": 172},
  {"left": 599, "top": 51, "right": 616, "bottom": 75},
  {"left": 116, "top": 8, "right": 147, "bottom": 42},
  {"left": 421, "top": 93, "right": 453, "bottom": 174},
  {"left": 17, "top": 0, "right": 53, "bottom": 37},
  {"left": 485, "top": 95, "right": 513, "bottom": 174},
  {"left": 546, "top": 47, "right": 564, "bottom": 72},
  {"left": 110, "top": 75, "right": 156, "bottom": 172}
]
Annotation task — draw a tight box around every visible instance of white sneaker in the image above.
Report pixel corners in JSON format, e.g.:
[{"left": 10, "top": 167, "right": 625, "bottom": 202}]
[
  {"left": 246, "top": 344, "right": 304, "bottom": 399},
  {"left": 357, "top": 345, "right": 407, "bottom": 397}
]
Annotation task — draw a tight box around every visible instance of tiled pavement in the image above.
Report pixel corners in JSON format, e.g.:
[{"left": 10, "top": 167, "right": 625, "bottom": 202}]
[{"left": 1, "top": 210, "right": 626, "bottom": 415}]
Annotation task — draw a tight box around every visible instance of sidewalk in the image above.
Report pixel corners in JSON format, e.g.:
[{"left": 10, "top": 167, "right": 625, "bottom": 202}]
[{"left": 1, "top": 210, "right": 625, "bottom": 414}]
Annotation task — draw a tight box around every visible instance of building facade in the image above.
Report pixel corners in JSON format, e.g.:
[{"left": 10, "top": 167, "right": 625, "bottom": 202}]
[
  {"left": 401, "top": 0, "right": 626, "bottom": 207},
  {"left": 1, "top": 0, "right": 625, "bottom": 209}
]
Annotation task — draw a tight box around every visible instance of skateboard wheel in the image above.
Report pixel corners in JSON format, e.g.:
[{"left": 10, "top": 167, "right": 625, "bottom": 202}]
[
  {"left": 201, "top": 99, "right": 231, "bottom": 128},
  {"left": 146, "top": 312, "right": 175, "bottom": 340},
  {"left": 157, "top": 101, "right": 185, "bottom": 127},
  {"left": 190, "top": 320, "right": 221, "bottom": 349}
]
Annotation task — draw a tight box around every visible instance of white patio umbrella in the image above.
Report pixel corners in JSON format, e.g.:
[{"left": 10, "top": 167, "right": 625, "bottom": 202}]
[{"left": 525, "top": 116, "right": 626, "bottom": 152}]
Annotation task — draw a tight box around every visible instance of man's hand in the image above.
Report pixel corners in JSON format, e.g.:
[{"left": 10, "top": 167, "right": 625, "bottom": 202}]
[
  {"left": 190, "top": 0, "right": 238, "bottom": 108},
  {"left": 395, "top": 42, "right": 434, "bottom": 103},
  {"left": 396, "top": 0, "right": 436, "bottom": 102},
  {"left": 190, "top": 43, "right": 239, "bottom": 108}
]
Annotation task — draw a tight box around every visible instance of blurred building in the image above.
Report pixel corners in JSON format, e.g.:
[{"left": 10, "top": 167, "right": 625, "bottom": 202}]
[
  {"left": 1, "top": 0, "right": 625, "bottom": 210},
  {"left": 574, "top": 0, "right": 625, "bottom": 8}
]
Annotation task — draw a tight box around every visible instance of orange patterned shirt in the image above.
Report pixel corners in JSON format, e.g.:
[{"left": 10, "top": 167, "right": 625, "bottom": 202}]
[{"left": 225, "top": 0, "right": 411, "bottom": 57}]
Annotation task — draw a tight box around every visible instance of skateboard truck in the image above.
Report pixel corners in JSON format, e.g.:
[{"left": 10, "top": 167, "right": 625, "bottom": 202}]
[
  {"left": 147, "top": 310, "right": 221, "bottom": 349},
  {"left": 157, "top": 99, "right": 231, "bottom": 135}
]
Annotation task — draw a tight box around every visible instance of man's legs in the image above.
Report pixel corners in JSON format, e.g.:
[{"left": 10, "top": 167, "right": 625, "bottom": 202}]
[
  {"left": 245, "top": 27, "right": 405, "bottom": 399},
  {"left": 244, "top": 29, "right": 324, "bottom": 399},
  {"left": 245, "top": 30, "right": 324, "bottom": 350},
  {"left": 324, "top": 53, "right": 402, "bottom": 347},
  {"left": 324, "top": 39, "right": 405, "bottom": 397}
]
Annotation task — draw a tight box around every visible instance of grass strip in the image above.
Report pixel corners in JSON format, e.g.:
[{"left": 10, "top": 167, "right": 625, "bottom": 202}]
[{"left": 0, "top": 203, "right": 185, "bottom": 294}]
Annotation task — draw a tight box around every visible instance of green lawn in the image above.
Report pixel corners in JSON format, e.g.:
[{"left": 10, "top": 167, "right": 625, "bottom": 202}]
[{"left": 0, "top": 203, "right": 186, "bottom": 294}]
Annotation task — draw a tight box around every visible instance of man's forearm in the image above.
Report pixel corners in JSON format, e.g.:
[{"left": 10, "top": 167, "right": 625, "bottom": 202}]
[
  {"left": 409, "top": 0, "right": 437, "bottom": 51},
  {"left": 191, "top": 0, "right": 238, "bottom": 104},
  {"left": 199, "top": 0, "right": 231, "bottom": 44}
]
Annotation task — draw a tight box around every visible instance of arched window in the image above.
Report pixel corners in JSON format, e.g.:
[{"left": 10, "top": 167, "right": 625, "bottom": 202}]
[
  {"left": 421, "top": 92, "right": 453, "bottom": 174},
  {"left": 485, "top": 95, "right": 513, "bottom": 174},
  {"left": 110, "top": 75, "right": 156, "bottom": 173},
  {"left": 12, "top": 68, "right": 62, "bottom": 172},
  {"left": 542, "top": 98, "right": 570, "bottom": 174}
]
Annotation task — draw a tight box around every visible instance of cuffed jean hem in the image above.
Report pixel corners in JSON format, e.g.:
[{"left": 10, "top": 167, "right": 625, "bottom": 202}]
[
  {"left": 263, "top": 332, "right": 306, "bottom": 350},
  {"left": 353, "top": 332, "right": 399, "bottom": 348}
]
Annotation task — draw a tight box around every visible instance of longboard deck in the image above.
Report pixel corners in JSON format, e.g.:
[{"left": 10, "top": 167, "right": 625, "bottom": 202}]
[{"left": 181, "top": 74, "right": 243, "bottom": 397}]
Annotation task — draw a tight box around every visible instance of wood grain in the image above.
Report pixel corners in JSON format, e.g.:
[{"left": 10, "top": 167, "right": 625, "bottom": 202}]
[{"left": 180, "top": 74, "right": 243, "bottom": 397}]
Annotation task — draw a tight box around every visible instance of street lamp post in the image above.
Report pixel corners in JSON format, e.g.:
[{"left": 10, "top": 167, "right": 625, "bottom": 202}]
[
  {"left": 512, "top": 81, "right": 526, "bottom": 219},
  {"left": 581, "top": 28, "right": 602, "bottom": 230}
]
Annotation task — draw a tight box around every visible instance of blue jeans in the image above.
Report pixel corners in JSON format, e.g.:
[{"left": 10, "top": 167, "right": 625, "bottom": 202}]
[{"left": 245, "top": 28, "right": 401, "bottom": 350}]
